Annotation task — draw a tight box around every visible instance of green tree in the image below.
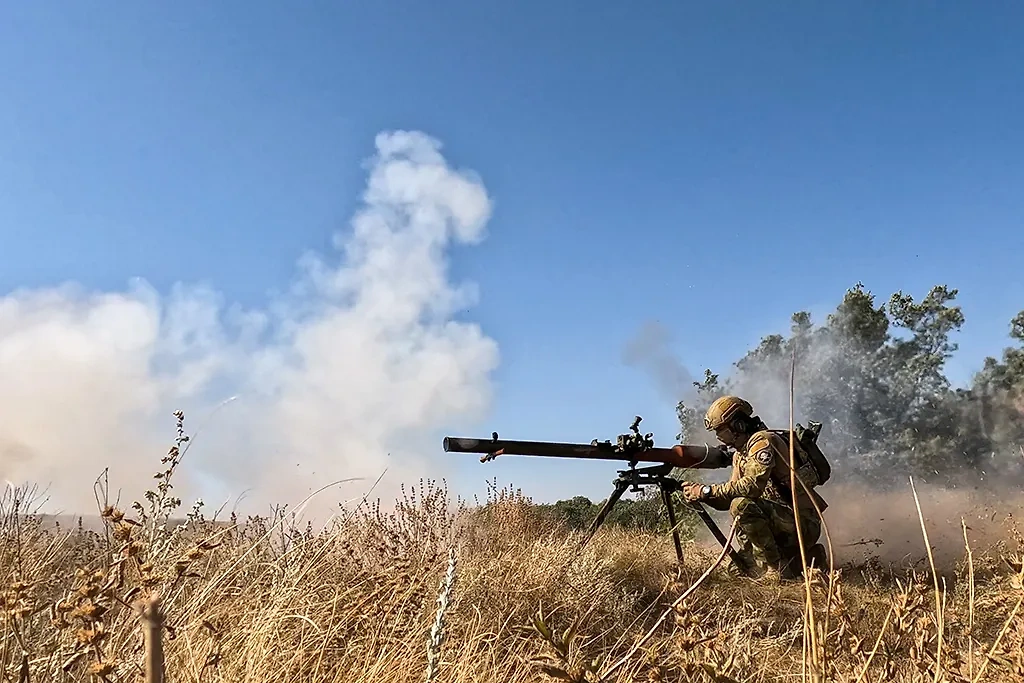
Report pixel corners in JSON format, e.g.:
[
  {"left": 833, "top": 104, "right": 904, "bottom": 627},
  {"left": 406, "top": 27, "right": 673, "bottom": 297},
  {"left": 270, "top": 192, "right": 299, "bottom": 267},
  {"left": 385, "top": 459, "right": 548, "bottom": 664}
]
[
  {"left": 548, "top": 495, "right": 598, "bottom": 530},
  {"left": 540, "top": 488, "right": 699, "bottom": 540},
  {"left": 966, "top": 309, "right": 1024, "bottom": 468},
  {"left": 672, "top": 283, "right": 1024, "bottom": 488}
]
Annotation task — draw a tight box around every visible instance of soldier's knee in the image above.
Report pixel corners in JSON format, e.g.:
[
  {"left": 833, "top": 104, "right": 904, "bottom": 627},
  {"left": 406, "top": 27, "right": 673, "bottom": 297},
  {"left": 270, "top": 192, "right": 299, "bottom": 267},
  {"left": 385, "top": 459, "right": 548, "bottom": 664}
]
[{"left": 729, "top": 497, "right": 764, "bottom": 520}]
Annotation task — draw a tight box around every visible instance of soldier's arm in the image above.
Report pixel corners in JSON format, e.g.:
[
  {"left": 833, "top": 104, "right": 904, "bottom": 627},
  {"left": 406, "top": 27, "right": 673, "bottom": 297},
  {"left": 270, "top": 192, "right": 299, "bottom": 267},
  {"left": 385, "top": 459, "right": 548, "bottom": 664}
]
[
  {"left": 701, "top": 453, "right": 741, "bottom": 511},
  {"left": 704, "top": 448, "right": 774, "bottom": 504}
]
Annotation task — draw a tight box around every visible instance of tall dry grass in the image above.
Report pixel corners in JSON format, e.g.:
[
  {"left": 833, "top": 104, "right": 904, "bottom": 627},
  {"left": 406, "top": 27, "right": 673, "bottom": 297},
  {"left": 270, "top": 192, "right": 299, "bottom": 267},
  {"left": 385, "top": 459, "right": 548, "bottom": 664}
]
[{"left": 0, "top": 413, "right": 1021, "bottom": 682}]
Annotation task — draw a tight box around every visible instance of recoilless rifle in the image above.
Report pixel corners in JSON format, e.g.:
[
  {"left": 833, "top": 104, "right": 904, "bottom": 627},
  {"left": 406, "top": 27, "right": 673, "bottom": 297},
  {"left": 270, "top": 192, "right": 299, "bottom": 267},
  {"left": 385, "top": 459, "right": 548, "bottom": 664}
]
[{"left": 442, "top": 416, "right": 754, "bottom": 573}]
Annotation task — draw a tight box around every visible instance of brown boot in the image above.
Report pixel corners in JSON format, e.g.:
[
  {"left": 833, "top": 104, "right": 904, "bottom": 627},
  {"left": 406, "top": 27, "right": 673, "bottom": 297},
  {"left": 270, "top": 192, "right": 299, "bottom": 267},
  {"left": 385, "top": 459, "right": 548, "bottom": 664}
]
[
  {"left": 756, "top": 563, "right": 803, "bottom": 584},
  {"left": 725, "top": 548, "right": 760, "bottom": 579},
  {"left": 750, "top": 546, "right": 795, "bottom": 583},
  {"left": 779, "top": 556, "right": 804, "bottom": 581}
]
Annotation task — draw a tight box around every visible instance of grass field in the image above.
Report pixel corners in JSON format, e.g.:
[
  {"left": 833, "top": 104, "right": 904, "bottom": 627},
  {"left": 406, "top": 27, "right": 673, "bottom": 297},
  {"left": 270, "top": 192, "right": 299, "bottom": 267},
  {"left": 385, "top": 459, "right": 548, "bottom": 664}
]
[{"left": 2, "top": 458, "right": 1022, "bottom": 683}]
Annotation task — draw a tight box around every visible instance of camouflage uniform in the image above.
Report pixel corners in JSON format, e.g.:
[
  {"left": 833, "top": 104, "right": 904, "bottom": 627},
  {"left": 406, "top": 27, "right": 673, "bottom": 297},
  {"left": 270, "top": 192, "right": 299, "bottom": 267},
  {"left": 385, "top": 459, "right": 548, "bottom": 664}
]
[
  {"left": 696, "top": 395, "right": 831, "bottom": 581},
  {"left": 696, "top": 396, "right": 829, "bottom": 578}
]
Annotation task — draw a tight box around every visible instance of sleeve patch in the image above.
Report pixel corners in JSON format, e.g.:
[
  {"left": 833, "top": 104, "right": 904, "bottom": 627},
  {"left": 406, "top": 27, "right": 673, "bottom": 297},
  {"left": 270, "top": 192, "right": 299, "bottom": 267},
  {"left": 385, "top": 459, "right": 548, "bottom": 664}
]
[{"left": 755, "top": 450, "right": 774, "bottom": 466}]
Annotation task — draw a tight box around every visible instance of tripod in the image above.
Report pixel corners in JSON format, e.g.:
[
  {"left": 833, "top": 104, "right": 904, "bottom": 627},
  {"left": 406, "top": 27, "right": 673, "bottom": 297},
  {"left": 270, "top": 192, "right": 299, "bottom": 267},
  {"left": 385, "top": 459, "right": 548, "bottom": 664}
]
[{"left": 580, "top": 463, "right": 753, "bottom": 574}]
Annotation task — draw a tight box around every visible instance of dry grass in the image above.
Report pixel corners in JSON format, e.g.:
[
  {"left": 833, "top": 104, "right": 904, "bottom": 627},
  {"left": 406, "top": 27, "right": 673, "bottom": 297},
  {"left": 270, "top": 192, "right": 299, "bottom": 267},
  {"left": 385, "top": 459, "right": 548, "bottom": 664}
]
[{"left": 0, "top": 416, "right": 1022, "bottom": 682}]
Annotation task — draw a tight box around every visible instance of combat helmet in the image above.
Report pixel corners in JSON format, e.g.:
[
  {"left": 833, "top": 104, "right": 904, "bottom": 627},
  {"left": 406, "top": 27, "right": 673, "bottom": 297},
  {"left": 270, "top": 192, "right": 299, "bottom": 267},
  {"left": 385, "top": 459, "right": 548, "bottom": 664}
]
[{"left": 704, "top": 395, "right": 754, "bottom": 432}]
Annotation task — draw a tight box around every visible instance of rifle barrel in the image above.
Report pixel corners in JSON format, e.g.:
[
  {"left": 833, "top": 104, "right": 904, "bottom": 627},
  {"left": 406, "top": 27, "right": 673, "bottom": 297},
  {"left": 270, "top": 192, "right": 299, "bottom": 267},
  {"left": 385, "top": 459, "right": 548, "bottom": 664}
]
[{"left": 442, "top": 436, "right": 729, "bottom": 469}]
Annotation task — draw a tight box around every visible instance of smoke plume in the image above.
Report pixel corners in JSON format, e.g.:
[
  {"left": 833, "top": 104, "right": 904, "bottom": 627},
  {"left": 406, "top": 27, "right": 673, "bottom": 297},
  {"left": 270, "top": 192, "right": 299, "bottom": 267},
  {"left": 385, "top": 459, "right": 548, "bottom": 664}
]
[
  {"left": 622, "top": 321, "right": 696, "bottom": 403},
  {"left": 0, "top": 130, "right": 500, "bottom": 522}
]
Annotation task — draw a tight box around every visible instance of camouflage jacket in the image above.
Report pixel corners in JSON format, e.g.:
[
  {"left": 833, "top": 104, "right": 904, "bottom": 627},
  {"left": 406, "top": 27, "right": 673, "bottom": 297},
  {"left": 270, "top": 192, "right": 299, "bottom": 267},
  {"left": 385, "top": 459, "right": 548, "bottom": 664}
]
[{"left": 704, "top": 430, "right": 828, "bottom": 512}]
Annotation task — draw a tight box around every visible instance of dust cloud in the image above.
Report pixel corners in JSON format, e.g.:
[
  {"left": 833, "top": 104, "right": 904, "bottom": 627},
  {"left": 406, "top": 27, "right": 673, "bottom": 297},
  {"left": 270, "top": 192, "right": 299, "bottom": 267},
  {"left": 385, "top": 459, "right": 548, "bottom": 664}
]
[
  {"left": 0, "top": 130, "right": 500, "bottom": 523},
  {"left": 820, "top": 481, "right": 1023, "bottom": 571}
]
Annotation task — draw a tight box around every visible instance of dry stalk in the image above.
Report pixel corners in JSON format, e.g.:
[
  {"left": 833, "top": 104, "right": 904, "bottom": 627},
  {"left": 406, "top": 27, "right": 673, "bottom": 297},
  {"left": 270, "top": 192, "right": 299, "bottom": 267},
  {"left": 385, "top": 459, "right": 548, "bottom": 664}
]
[
  {"left": 751, "top": 346, "right": 841, "bottom": 680},
  {"left": 189, "top": 477, "right": 362, "bottom": 610},
  {"left": 781, "top": 451, "right": 841, "bottom": 676},
  {"left": 962, "top": 517, "right": 976, "bottom": 679},
  {"left": 17, "top": 654, "right": 30, "bottom": 683},
  {"left": 137, "top": 593, "right": 165, "bottom": 683},
  {"left": 909, "top": 475, "right": 945, "bottom": 682},
  {"left": 425, "top": 546, "right": 458, "bottom": 683},
  {"left": 788, "top": 345, "right": 819, "bottom": 681},
  {"left": 970, "top": 562, "right": 1024, "bottom": 683},
  {"left": 851, "top": 601, "right": 896, "bottom": 683},
  {"left": 597, "top": 515, "right": 739, "bottom": 682}
]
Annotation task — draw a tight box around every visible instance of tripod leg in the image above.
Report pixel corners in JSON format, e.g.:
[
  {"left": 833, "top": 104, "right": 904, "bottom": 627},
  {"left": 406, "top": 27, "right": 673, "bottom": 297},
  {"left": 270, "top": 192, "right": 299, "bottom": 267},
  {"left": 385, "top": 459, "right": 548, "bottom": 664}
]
[
  {"left": 685, "top": 501, "right": 755, "bottom": 575},
  {"left": 660, "top": 485, "right": 685, "bottom": 565},
  {"left": 581, "top": 481, "right": 629, "bottom": 548}
]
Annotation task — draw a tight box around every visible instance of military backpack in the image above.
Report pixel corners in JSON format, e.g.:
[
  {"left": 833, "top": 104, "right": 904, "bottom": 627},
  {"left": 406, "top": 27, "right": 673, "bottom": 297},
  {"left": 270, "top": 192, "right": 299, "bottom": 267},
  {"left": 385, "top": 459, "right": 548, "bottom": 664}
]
[{"left": 769, "top": 420, "right": 832, "bottom": 487}]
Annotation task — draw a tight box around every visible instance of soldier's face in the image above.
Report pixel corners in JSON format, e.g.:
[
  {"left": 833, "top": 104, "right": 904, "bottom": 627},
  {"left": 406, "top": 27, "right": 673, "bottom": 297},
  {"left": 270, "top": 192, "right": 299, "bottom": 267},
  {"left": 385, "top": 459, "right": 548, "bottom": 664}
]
[{"left": 713, "top": 425, "right": 744, "bottom": 449}]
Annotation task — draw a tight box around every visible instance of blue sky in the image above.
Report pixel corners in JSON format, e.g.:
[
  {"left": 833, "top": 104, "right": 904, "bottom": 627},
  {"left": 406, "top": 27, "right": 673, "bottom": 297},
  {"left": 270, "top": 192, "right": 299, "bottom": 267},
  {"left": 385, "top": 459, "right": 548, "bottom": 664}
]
[{"left": 2, "top": 2, "right": 1023, "bottom": 509}]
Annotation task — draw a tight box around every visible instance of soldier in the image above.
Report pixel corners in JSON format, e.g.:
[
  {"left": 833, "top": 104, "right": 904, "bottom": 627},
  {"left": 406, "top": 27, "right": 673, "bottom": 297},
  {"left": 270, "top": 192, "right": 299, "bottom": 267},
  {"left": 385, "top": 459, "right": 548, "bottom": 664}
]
[{"left": 681, "top": 395, "right": 829, "bottom": 581}]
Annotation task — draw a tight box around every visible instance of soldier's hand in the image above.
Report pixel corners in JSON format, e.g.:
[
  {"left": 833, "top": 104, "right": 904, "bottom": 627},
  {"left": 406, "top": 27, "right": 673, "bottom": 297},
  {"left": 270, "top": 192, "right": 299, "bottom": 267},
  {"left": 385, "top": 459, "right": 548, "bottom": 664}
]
[{"left": 681, "top": 482, "right": 705, "bottom": 502}]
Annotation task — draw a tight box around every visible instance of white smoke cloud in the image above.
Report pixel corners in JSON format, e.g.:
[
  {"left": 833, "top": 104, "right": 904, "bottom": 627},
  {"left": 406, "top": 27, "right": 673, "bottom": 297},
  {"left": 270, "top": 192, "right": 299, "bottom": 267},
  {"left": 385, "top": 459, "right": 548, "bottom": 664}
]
[{"left": 0, "top": 130, "right": 500, "bottom": 521}]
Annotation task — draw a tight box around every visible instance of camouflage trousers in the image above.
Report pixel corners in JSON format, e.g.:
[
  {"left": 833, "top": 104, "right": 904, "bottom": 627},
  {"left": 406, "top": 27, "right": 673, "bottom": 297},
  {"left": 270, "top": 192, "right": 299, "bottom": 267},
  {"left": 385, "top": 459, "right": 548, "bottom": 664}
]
[{"left": 728, "top": 497, "right": 822, "bottom": 574}]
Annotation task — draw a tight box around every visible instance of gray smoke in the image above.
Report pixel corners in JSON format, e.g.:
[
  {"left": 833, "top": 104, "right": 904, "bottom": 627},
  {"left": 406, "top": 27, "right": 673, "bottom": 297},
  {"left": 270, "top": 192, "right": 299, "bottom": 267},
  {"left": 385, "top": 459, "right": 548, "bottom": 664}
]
[{"left": 622, "top": 320, "right": 696, "bottom": 403}]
